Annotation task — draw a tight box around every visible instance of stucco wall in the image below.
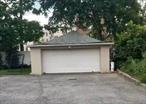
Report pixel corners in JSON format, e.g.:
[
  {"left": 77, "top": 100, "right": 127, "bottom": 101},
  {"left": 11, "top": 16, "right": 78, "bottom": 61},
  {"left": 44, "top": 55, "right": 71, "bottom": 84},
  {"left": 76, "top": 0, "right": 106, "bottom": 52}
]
[
  {"left": 100, "top": 46, "right": 110, "bottom": 73},
  {"left": 30, "top": 48, "right": 42, "bottom": 75},
  {"left": 30, "top": 45, "right": 112, "bottom": 75}
]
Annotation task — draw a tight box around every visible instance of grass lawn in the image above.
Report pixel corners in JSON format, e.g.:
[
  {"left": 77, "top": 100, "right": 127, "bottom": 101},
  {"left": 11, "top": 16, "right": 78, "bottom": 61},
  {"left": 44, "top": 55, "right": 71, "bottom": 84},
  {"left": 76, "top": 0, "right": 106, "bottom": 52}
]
[
  {"left": 0, "top": 68, "right": 31, "bottom": 75},
  {"left": 133, "top": 74, "right": 146, "bottom": 84}
]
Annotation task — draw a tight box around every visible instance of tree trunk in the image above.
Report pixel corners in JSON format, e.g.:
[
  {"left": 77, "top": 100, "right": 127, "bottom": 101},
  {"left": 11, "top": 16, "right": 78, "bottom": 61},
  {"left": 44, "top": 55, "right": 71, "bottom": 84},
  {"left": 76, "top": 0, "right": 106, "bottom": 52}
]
[
  {"left": 20, "top": 44, "right": 24, "bottom": 51},
  {"left": 19, "top": 0, "right": 24, "bottom": 51}
]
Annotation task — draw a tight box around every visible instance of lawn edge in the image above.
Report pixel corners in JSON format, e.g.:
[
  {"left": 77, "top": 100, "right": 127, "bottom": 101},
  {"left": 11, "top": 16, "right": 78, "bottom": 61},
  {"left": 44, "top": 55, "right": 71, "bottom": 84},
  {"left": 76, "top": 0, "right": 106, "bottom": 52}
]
[{"left": 117, "top": 70, "right": 146, "bottom": 89}]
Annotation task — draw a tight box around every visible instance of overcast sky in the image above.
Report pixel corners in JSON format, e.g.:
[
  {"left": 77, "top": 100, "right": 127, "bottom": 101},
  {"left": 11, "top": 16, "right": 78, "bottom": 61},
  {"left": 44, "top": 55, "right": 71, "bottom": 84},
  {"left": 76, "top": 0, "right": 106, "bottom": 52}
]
[
  {"left": 23, "top": 2, "right": 52, "bottom": 26},
  {"left": 23, "top": 12, "right": 50, "bottom": 26}
]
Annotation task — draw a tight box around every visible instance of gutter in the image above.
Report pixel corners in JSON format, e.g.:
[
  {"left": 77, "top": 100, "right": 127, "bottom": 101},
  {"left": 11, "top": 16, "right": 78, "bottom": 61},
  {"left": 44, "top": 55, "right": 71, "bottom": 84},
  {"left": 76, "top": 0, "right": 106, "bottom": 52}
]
[{"left": 30, "top": 42, "right": 114, "bottom": 48}]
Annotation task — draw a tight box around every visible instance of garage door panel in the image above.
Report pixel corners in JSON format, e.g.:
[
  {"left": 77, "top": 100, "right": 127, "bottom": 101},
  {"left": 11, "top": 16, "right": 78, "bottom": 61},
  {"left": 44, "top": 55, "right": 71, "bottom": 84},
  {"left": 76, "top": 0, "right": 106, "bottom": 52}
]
[{"left": 42, "top": 49, "right": 100, "bottom": 73}]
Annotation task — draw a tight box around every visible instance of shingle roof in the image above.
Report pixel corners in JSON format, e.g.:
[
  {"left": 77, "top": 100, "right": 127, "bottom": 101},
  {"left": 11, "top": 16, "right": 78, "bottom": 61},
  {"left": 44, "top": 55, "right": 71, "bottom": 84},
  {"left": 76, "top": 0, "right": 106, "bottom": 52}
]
[{"left": 47, "top": 31, "right": 101, "bottom": 44}]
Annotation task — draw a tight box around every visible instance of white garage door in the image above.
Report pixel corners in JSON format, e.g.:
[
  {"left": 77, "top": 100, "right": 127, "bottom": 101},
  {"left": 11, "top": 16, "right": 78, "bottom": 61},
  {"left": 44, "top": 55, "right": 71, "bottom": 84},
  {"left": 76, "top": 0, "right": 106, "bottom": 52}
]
[{"left": 42, "top": 49, "right": 100, "bottom": 73}]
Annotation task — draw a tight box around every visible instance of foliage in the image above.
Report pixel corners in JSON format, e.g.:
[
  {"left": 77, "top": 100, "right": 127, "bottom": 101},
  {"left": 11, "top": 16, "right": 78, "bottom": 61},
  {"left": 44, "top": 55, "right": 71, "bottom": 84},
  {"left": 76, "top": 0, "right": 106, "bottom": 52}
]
[
  {"left": 0, "top": 19, "right": 43, "bottom": 51},
  {"left": 0, "top": 0, "right": 43, "bottom": 67},
  {"left": 114, "top": 21, "right": 146, "bottom": 67},
  {"left": 38, "top": 0, "right": 143, "bottom": 40},
  {"left": 121, "top": 55, "right": 146, "bottom": 83},
  {"left": 0, "top": 0, "right": 36, "bottom": 17},
  {"left": 0, "top": 0, "right": 43, "bottom": 52}
]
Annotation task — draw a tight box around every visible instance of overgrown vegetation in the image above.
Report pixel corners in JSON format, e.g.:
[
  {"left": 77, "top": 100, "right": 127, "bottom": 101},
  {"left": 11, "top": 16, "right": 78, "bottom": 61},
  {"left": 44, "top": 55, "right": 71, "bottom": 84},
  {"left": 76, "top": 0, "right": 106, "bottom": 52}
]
[
  {"left": 115, "top": 21, "right": 146, "bottom": 83},
  {"left": 121, "top": 56, "right": 146, "bottom": 83},
  {"left": 114, "top": 21, "right": 146, "bottom": 68}
]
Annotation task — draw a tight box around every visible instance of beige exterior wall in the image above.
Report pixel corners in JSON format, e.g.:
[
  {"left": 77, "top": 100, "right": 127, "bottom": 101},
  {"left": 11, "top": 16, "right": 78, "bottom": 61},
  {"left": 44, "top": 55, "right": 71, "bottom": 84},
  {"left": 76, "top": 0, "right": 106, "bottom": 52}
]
[
  {"left": 30, "top": 45, "right": 112, "bottom": 75},
  {"left": 100, "top": 46, "right": 110, "bottom": 73},
  {"left": 30, "top": 48, "right": 42, "bottom": 75}
]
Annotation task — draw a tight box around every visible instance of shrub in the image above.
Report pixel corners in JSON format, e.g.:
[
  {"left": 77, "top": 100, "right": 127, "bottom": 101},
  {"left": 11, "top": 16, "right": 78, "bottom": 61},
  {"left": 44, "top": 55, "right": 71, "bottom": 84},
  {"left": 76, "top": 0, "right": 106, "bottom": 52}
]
[
  {"left": 121, "top": 55, "right": 146, "bottom": 83},
  {"left": 122, "top": 57, "right": 140, "bottom": 75},
  {"left": 114, "top": 21, "right": 146, "bottom": 68}
]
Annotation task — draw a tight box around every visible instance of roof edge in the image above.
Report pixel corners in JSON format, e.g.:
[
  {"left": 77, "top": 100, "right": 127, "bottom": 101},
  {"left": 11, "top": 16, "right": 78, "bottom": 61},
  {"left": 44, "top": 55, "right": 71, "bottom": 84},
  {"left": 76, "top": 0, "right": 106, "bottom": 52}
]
[{"left": 30, "top": 42, "right": 114, "bottom": 48}]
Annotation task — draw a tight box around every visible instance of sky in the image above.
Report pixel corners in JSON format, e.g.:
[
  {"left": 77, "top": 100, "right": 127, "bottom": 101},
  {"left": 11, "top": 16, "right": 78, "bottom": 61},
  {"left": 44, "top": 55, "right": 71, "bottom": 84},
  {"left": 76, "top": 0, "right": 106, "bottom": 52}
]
[
  {"left": 23, "top": 2, "right": 52, "bottom": 26},
  {"left": 23, "top": 12, "right": 50, "bottom": 26}
]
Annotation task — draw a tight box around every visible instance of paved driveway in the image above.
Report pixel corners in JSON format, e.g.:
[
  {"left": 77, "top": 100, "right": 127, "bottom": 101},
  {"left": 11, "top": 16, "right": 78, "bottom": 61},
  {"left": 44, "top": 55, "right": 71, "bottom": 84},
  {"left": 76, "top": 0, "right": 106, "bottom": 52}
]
[{"left": 0, "top": 73, "right": 146, "bottom": 104}]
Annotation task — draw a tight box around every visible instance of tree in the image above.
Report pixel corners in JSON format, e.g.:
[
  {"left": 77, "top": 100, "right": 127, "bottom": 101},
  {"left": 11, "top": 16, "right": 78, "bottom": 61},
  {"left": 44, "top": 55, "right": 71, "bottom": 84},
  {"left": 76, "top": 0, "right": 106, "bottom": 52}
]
[
  {"left": 0, "top": 19, "right": 43, "bottom": 51},
  {"left": 38, "top": 0, "right": 143, "bottom": 40},
  {"left": 0, "top": 0, "right": 43, "bottom": 67},
  {"left": 0, "top": 0, "right": 43, "bottom": 52}
]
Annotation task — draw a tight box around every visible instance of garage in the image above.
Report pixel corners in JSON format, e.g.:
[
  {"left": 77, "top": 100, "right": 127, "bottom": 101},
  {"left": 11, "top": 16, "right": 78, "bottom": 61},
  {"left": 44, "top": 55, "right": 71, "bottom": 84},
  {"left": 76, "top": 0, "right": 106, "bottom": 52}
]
[
  {"left": 30, "top": 31, "right": 113, "bottom": 75},
  {"left": 42, "top": 49, "right": 100, "bottom": 73}
]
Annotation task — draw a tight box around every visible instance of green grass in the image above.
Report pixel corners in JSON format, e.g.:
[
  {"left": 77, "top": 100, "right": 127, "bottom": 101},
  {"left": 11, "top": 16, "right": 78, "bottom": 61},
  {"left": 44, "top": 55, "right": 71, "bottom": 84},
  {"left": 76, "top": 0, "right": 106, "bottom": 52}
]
[
  {"left": 133, "top": 74, "right": 146, "bottom": 84},
  {"left": 121, "top": 57, "right": 146, "bottom": 84},
  {"left": 0, "top": 68, "right": 31, "bottom": 75}
]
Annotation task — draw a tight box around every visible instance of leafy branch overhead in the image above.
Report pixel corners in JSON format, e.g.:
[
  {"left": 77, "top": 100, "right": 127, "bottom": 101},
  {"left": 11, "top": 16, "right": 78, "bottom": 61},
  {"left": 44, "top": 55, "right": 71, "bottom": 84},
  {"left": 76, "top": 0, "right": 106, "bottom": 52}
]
[{"left": 38, "top": 0, "right": 143, "bottom": 40}]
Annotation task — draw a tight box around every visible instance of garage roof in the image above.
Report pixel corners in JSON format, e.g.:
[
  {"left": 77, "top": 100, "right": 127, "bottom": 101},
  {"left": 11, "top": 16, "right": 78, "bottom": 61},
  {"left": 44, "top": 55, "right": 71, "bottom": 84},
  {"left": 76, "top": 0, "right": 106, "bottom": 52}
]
[{"left": 47, "top": 31, "right": 101, "bottom": 44}]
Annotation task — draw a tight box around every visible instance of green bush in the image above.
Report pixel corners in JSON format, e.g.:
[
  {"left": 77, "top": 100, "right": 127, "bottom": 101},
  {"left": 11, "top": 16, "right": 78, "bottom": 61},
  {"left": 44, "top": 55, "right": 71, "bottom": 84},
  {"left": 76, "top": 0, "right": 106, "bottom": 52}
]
[
  {"left": 114, "top": 21, "right": 146, "bottom": 68},
  {"left": 121, "top": 55, "right": 146, "bottom": 83}
]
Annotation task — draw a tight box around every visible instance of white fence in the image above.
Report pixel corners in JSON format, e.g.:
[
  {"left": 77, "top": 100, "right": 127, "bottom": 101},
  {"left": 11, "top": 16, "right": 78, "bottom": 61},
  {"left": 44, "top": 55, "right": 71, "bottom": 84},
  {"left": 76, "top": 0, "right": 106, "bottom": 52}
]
[{"left": 0, "top": 51, "right": 31, "bottom": 66}]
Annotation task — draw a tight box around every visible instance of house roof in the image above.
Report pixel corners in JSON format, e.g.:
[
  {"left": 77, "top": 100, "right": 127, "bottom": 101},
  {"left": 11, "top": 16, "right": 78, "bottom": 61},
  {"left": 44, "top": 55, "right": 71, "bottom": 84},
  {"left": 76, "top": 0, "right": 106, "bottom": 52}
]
[
  {"left": 47, "top": 31, "right": 101, "bottom": 44},
  {"left": 30, "top": 31, "right": 114, "bottom": 48}
]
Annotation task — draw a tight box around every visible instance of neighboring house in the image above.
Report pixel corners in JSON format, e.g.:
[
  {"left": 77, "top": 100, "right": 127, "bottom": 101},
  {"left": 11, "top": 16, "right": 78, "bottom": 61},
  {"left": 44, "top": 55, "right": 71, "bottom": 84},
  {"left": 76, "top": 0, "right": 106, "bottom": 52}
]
[
  {"left": 23, "top": 42, "right": 34, "bottom": 51},
  {"left": 40, "top": 30, "right": 64, "bottom": 43},
  {"left": 30, "top": 30, "right": 113, "bottom": 75},
  {"left": 40, "top": 30, "right": 52, "bottom": 43}
]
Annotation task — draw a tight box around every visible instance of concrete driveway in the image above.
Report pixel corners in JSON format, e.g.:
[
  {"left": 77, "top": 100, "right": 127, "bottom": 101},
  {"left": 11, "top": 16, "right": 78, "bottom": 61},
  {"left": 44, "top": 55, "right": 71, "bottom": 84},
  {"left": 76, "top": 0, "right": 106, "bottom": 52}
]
[{"left": 0, "top": 73, "right": 146, "bottom": 104}]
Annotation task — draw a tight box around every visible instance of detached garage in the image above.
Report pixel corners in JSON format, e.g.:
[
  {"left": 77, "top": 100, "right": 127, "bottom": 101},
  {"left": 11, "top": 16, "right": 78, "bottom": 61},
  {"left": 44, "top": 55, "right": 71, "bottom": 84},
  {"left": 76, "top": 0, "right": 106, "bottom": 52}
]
[{"left": 30, "top": 31, "right": 113, "bottom": 75}]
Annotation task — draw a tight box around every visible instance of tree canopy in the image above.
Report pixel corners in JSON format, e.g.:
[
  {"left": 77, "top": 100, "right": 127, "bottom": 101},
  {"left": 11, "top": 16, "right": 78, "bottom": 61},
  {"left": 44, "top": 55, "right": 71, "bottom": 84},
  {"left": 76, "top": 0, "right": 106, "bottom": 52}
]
[
  {"left": 0, "top": 0, "right": 43, "bottom": 51},
  {"left": 38, "top": 0, "right": 143, "bottom": 40}
]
